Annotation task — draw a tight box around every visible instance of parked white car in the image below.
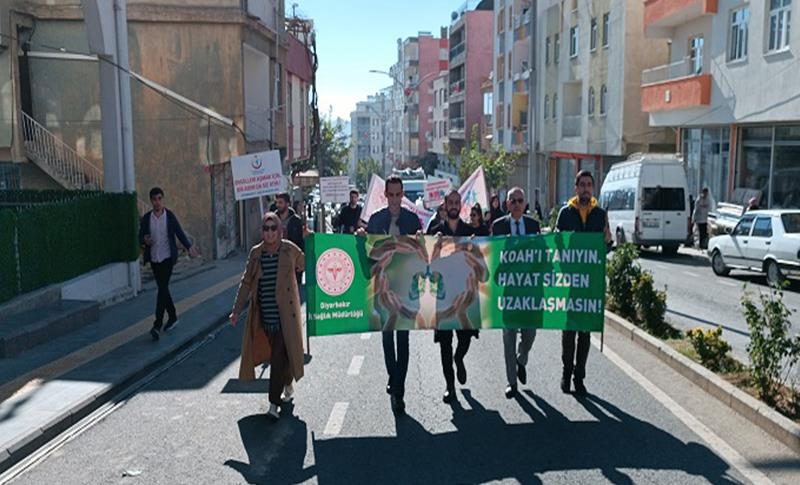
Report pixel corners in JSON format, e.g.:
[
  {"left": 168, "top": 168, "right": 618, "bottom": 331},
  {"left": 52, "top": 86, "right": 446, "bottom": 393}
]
[{"left": 708, "top": 210, "right": 800, "bottom": 285}]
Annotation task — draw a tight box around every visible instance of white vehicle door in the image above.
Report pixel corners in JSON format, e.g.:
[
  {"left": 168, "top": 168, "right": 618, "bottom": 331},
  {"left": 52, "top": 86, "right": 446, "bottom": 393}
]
[
  {"left": 743, "top": 216, "right": 773, "bottom": 269},
  {"left": 728, "top": 214, "right": 755, "bottom": 266}
]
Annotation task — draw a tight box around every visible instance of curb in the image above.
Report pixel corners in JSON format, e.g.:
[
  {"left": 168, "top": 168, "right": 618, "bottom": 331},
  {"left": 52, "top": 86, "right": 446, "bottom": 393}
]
[
  {"left": 605, "top": 310, "right": 800, "bottom": 455},
  {"left": 0, "top": 307, "right": 231, "bottom": 475}
]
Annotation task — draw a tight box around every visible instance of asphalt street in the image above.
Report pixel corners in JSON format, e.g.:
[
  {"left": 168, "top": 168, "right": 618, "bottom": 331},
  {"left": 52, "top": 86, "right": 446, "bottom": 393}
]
[
  {"left": 8, "top": 311, "right": 796, "bottom": 484},
  {"left": 637, "top": 249, "right": 800, "bottom": 366}
]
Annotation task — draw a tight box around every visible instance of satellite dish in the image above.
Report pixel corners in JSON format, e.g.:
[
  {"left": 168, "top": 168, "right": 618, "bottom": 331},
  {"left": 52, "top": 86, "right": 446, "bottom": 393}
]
[{"left": 451, "top": 12, "right": 458, "bottom": 21}]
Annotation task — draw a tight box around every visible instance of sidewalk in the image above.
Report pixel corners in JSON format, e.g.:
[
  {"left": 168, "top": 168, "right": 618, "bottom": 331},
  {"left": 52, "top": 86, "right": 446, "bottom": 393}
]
[{"left": 0, "top": 252, "right": 247, "bottom": 474}]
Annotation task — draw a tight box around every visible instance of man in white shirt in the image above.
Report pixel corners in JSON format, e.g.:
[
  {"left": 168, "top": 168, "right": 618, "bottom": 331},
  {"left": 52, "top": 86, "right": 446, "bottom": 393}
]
[{"left": 490, "top": 188, "right": 540, "bottom": 398}]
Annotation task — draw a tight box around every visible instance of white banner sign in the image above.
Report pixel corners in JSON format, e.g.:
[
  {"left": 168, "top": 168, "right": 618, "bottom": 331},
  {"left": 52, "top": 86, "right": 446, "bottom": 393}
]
[
  {"left": 320, "top": 176, "right": 351, "bottom": 203},
  {"left": 231, "top": 150, "right": 285, "bottom": 201},
  {"left": 458, "top": 166, "right": 489, "bottom": 222},
  {"left": 424, "top": 178, "right": 451, "bottom": 207}
]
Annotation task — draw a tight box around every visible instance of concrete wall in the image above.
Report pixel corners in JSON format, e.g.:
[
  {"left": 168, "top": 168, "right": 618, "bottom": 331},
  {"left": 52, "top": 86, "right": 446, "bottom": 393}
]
[
  {"left": 649, "top": 0, "right": 800, "bottom": 127},
  {"left": 465, "top": 11, "right": 493, "bottom": 142},
  {"left": 417, "top": 36, "right": 447, "bottom": 156}
]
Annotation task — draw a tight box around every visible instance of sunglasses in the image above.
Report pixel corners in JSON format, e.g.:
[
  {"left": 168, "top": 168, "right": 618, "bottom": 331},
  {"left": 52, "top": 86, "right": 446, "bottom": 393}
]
[
  {"left": 262, "top": 224, "right": 279, "bottom": 232},
  {"left": 509, "top": 198, "right": 524, "bottom": 205},
  {"left": 470, "top": 213, "right": 479, "bottom": 217}
]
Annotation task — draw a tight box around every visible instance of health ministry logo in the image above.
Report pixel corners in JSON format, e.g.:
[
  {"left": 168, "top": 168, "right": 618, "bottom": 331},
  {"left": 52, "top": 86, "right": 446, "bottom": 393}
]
[{"left": 316, "top": 248, "right": 355, "bottom": 296}]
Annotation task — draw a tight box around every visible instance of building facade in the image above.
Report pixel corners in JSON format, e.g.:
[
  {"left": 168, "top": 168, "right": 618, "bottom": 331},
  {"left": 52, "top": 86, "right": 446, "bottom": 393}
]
[
  {"left": 0, "top": 0, "right": 291, "bottom": 257},
  {"left": 642, "top": 0, "right": 800, "bottom": 209},
  {"left": 536, "top": 0, "right": 675, "bottom": 208},
  {"left": 431, "top": 71, "right": 450, "bottom": 157},
  {"left": 285, "top": 20, "right": 314, "bottom": 170}
]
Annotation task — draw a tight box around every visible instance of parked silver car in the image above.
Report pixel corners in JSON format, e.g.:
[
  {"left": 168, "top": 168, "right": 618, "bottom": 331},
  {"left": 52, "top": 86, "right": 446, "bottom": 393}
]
[{"left": 708, "top": 210, "right": 800, "bottom": 285}]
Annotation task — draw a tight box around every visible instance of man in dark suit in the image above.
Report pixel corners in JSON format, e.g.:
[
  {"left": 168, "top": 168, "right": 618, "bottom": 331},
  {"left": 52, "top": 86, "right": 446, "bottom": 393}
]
[
  {"left": 362, "top": 176, "right": 422, "bottom": 415},
  {"left": 426, "top": 190, "right": 478, "bottom": 404},
  {"left": 491, "top": 187, "right": 540, "bottom": 398},
  {"left": 139, "top": 187, "right": 198, "bottom": 341}
]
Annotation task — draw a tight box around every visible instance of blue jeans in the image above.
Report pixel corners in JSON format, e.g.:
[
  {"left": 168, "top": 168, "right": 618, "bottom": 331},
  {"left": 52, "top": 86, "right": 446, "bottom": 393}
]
[{"left": 382, "top": 331, "right": 409, "bottom": 398}]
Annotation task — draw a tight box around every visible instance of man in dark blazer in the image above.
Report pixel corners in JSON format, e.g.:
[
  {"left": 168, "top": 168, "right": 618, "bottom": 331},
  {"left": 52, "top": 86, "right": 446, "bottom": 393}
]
[
  {"left": 362, "top": 176, "right": 422, "bottom": 416},
  {"left": 139, "top": 187, "right": 198, "bottom": 341},
  {"left": 491, "top": 187, "right": 540, "bottom": 398}
]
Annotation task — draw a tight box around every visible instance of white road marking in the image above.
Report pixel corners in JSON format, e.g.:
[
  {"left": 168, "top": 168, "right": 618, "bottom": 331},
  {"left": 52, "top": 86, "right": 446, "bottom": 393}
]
[
  {"left": 324, "top": 402, "right": 349, "bottom": 436},
  {"left": 360, "top": 333, "right": 372, "bottom": 340},
  {"left": 347, "top": 355, "right": 365, "bottom": 376},
  {"left": 682, "top": 271, "right": 700, "bottom": 278},
  {"left": 591, "top": 337, "right": 773, "bottom": 485}
]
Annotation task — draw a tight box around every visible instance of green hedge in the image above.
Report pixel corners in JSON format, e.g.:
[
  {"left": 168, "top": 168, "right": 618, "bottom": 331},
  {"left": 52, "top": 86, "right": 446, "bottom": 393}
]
[
  {"left": 0, "top": 191, "right": 139, "bottom": 303},
  {"left": 0, "top": 210, "right": 17, "bottom": 303}
]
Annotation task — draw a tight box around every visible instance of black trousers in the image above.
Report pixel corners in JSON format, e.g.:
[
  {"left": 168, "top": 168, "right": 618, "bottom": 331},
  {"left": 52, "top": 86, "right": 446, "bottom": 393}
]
[
  {"left": 268, "top": 329, "right": 291, "bottom": 406},
  {"left": 697, "top": 223, "right": 709, "bottom": 249},
  {"left": 435, "top": 330, "right": 473, "bottom": 387},
  {"left": 151, "top": 259, "right": 176, "bottom": 327},
  {"left": 382, "top": 331, "right": 409, "bottom": 398},
  {"left": 562, "top": 331, "right": 590, "bottom": 381}
]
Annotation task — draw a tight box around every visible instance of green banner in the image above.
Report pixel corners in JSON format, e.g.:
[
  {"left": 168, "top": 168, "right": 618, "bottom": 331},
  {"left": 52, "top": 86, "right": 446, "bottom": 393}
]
[{"left": 306, "top": 233, "right": 606, "bottom": 336}]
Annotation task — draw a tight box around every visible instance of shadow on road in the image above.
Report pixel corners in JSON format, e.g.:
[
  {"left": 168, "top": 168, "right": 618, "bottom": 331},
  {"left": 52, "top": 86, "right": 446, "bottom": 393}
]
[{"left": 225, "top": 389, "right": 741, "bottom": 483}]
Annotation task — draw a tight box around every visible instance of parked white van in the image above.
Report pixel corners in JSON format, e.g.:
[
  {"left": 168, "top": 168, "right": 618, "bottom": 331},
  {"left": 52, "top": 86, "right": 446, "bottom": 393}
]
[{"left": 599, "top": 154, "right": 691, "bottom": 255}]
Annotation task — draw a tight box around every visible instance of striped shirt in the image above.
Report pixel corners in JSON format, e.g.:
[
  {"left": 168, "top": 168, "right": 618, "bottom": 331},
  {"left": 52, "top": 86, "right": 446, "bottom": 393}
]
[{"left": 258, "top": 251, "right": 280, "bottom": 333}]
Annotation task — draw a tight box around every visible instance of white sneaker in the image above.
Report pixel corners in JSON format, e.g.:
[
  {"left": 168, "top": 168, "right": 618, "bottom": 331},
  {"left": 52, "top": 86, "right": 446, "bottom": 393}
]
[
  {"left": 281, "top": 383, "right": 294, "bottom": 403},
  {"left": 267, "top": 404, "right": 280, "bottom": 420}
]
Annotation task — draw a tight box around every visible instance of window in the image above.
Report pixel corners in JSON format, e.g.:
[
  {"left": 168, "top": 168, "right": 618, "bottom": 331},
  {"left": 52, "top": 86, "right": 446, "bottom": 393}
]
[
  {"left": 569, "top": 26, "right": 579, "bottom": 58},
  {"left": 643, "top": 188, "right": 686, "bottom": 211},
  {"left": 590, "top": 18, "right": 598, "bottom": 51},
  {"left": 729, "top": 7, "right": 750, "bottom": 61},
  {"left": 752, "top": 217, "right": 774, "bottom": 237},
  {"left": 782, "top": 213, "right": 800, "bottom": 233},
  {"left": 689, "top": 36, "right": 704, "bottom": 74},
  {"left": 600, "top": 84, "right": 607, "bottom": 115},
  {"left": 588, "top": 87, "right": 595, "bottom": 116},
  {"left": 545, "top": 36, "right": 551, "bottom": 65},
  {"left": 602, "top": 13, "right": 610, "bottom": 47},
  {"left": 552, "top": 93, "right": 558, "bottom": 119},
  {"left": 554, "top": 33, "right": 560, "bottom": 63},
  {"left": 734, "top": 215, "right": 755, "bottom": 236},
  {"left": 544, "top": 95, "right": 549, "bottom": 119},
  {"left": 768, "top": 0, "right": 792, "bottom": 52}
]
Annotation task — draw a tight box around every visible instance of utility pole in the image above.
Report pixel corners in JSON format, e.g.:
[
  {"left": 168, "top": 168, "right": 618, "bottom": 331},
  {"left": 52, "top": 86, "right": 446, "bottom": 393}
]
[{"left": 82, "top": 0, "right": 140, "bottom": 293}]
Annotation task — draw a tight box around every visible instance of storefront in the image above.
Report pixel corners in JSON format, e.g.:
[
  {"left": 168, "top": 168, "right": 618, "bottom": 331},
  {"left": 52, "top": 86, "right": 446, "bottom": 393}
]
[
  {"left": 681, "top": 127, "right": 730, "bottom": 205},
  {"left": 738, "top": 125, "right": 800, "bottom": 209}
]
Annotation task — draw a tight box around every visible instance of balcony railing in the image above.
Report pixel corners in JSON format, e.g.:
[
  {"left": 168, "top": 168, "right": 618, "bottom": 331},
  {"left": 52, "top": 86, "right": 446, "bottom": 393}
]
[
  {"left": 450, "top": 42, "right": 466, "bottom": 64},
  {"left": 562, "top": 115, "right": 582, "bottom": 138},
  {"left": 642, "top": 57, "right": 700, "bottom": 85},
  {"left": 449, "top": 117, "right": 465, "bottom": 131},
  {"left": 449, "top": 79, "right": 465, "bottom": 97}
]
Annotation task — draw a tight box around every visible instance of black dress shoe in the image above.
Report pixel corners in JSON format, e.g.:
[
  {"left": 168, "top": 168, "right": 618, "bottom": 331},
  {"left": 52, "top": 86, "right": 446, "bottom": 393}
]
[
  {"left": 164, "top": 318, "right": 180, "bottom": 332},
  {"left": 391, "top": 395, "right": 406, "bottom": 415},
  {"left": 443, "top": 386, "right": 456, "bottom": 404},
  {"left": 574, "top": 379, "right": 588, "bottom": 396},
  {"left": 455, "top": 357, "right": 467, "bottom": 385},
  {"left": 560, "top": 376, "right": 571, "bottom": 394},
  {"left": 150, "top": 327, "right": 160, "bottom": 341},
  {"left": 517, "top": 362, "right": 527, "bottom": 385},
  {"left": 505, "top": 385, "right": 517, "bottom": 399}
]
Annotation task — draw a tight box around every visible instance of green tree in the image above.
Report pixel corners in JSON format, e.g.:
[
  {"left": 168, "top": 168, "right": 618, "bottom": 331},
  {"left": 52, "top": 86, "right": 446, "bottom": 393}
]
[
  {"left": 317, "top": 117, "right": 350, "bottom": 177},
  {"left": 355, "top": 158, "right": 382, "bottom": 192},
  {"left": 455, "top": 125, "right": 522, "bottom": 192}
]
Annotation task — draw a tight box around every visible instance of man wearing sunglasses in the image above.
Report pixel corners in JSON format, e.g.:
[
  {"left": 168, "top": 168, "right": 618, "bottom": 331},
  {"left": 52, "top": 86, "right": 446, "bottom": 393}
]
[
  {"left": 426, "top": 190, "right": 479, "bottom": 404},
  {"left": 491, "top": 187, "right": 540, "bottom": 398}
]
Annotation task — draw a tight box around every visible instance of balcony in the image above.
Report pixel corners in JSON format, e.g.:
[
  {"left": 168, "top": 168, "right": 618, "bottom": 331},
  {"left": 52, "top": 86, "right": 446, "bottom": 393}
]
[
  {"left": 450, "top": 42, "right": 466, "bottom": 66},
  {"left": 449, "top": 79, "right": 466, "bottom": 98},
  {"left": 449, "top": 117, "right": 465, "bottom": 139},
  {"left": 644, "top": 0, "right": 718, "bottom": 38},
  {"left": 641, "top": 58, "right": 712, "bottom": 112},
  {"left": 562, "top": 115, "right": 582, "bottom": 138}
]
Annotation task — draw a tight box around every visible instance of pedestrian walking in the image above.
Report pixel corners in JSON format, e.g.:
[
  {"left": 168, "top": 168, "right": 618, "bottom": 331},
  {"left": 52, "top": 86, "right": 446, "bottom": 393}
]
[
  {"left": 229, "top": 212, "right": 306, "bottom": 421},
  {"left": 427, "top": 190, "right": 479, "bottom": 404},
  {"left": 360, "top": 175, "right": 422, "bottom": 415},
  {"left": 139, "top": 187, "right": 198, "bottom": 341},
  {"left": 693, "top": 187, "right": 711, "bottom": 249},
  {"left": 337, "top": 190, "right": 362, "bottom": 234},
  {"left": 491, "top": 187, "right": 540, "bottom": 399},
  {"left": 555, "top": 170, "right": 612, "bottom": 396}
]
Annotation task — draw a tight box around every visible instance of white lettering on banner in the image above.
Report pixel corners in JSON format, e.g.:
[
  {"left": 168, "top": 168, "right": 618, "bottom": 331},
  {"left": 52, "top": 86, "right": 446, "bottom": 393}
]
[
  {"left": 497, "top": 297, "right": 602, "bottom": 313},
  {"left": 497, "top": 249, "right": 601, "bottom": 265},
  {"left": 309, "top": 310, "right": 365, "bottom": 321}
]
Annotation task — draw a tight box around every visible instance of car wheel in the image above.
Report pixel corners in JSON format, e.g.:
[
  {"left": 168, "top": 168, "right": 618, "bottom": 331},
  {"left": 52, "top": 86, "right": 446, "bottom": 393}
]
[
  {"left": 765, "top": 260, "right": 785, "bottom": 286},
  {"left": 711, "top": 250, "right": 730, "bottom": 276},
  {"left": 662, "top": 244, "right": 679, "bottom": 256}
]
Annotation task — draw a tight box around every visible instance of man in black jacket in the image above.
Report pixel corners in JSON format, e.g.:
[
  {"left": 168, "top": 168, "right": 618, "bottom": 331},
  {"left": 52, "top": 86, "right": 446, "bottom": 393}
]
[
  {"left": 337, "top": 190, "right": 362, "bottom": 234},
  {"left": 491, "top": 187, "right": 540, "bottom": 399},
  {"left": 275, "top": 193, "right": 305, "bottom": 251},
  {"left": 139, "top": 187, "right": 198, "bottom": 341},
  {"left": 555, "top": 170, "right": 612, "bottom": 396},
  {"left": 426, "top": 190, "right": 478, "bottom": 404}
]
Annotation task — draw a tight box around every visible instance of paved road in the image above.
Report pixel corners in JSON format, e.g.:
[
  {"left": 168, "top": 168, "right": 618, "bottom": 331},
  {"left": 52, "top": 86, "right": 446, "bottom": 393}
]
[
  {"left": 8, "top": 313, "right": 797, "bottom": 484},
  {"left": 637, "top": 249, "right": 800, "bottom": 366}
]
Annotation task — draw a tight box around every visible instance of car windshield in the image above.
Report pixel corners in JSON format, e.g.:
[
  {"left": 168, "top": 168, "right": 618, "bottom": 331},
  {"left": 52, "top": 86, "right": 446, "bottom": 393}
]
[{"left": 782, "top": 213, "right": 800, "bottom": 233}]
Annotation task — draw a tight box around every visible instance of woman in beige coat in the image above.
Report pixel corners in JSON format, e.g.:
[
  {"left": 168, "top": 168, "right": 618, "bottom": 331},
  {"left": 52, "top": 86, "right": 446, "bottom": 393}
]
[{"left": 230, "top": 212, "right": 306, "bottom": 420}]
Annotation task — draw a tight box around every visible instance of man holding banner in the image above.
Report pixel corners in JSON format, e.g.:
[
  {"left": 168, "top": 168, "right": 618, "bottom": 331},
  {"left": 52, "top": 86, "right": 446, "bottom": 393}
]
[
  {"left": 491, "top": 187, "right": 541, "bottom": 399},
  {"left": 426, "top": 190, "right": 479, "bottom": 404},
  {"left": 363, "top": 176, "right": 422, "bottom": 416},
  {"left": 556, "top": 170, "right": 612, "bottom": 396}
]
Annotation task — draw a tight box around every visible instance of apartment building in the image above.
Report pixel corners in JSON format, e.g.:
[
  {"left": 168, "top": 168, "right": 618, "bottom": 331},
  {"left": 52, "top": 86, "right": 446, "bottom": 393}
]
[
  {"left": 350, "top": 90, "right": 391, "bottom": 178},
  {"left": 536, "top": 0, "right": 674, "bottom": 208},
  {"left": 431, "top": 71, "right": 450, "bottom": 158},
  {"left": 642, "top": 0, "right": 800, "bottom": 209}
]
